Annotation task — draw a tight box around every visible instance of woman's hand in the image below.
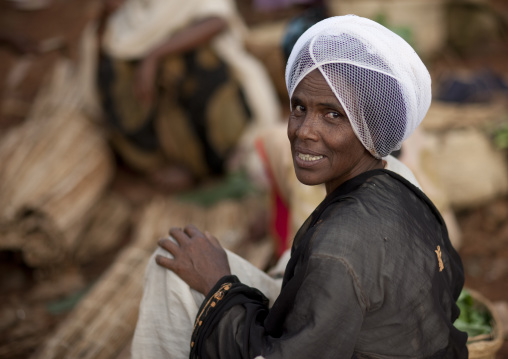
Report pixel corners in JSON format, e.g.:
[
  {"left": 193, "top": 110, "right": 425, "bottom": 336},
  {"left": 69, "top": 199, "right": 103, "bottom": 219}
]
[{"left": 156, "top": 225, "right": 231, "bottom": 295}]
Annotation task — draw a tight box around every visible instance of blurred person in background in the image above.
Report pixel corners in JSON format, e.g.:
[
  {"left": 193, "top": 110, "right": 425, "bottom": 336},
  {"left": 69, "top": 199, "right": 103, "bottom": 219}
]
[{"left": 96, "top": 0, "right": 280, "bottom": 192}]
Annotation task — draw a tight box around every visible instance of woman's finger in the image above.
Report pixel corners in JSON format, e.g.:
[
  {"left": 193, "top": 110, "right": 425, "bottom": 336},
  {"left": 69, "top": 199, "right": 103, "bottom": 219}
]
[
  {"left": 204, "top": 231, "right": 222, "bottom": 248},
  {"left": 155, "top": 254, "right": 175, "bottom": 271},
  {"left": 184, "top": 224, "right": 203, "bottom": 239},
  {"left": 168, "top": 227, "right": 189, "bottom": 246},
  {"left": 158, "top": 237, "right": 179, "bottom": 257}
]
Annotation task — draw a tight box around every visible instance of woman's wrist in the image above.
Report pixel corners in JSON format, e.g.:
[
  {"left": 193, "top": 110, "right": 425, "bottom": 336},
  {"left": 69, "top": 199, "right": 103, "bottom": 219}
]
[{"left": 203, "top": 274, "right": 237, "bottom": 298}]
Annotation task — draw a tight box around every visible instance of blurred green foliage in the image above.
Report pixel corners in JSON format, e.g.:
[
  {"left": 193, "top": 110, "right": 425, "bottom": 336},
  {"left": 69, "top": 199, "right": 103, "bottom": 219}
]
[
  {"left": 374, "top": 13, "right": 415, "bottom": 49},
  {"left": 454, "top": 289, "right": 493, "bottom": 338},
  {"left": 177, "top": 171, "right": 257, "bottom": 207},
  {"left": 492, "top": 121, "right": 508, "bottom": 150},
  {"left": 47, "top": 285, "right": 93, "bottom": 315}
]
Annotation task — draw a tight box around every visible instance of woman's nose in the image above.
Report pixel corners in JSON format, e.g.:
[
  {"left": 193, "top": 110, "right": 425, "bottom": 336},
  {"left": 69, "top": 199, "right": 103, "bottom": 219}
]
[{"left": 296, "top": 113, "right": 319, "bottom": 141}]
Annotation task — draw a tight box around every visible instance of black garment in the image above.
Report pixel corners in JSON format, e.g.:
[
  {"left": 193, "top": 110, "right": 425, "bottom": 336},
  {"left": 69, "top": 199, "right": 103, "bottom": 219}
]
[{"left": 191, "top": 170, "right": 468, "bottom": 359}]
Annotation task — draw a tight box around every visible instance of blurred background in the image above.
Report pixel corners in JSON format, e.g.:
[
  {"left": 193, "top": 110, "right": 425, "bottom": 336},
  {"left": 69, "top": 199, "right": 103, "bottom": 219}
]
[{"left": 0, "top": 0, "right": 507, "bottom": 358}]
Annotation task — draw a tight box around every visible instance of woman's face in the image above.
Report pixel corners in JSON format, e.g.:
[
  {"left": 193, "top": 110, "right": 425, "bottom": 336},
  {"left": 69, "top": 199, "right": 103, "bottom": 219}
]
[{"left": 288, "top": 69, "right": 378, "bottom": 194}]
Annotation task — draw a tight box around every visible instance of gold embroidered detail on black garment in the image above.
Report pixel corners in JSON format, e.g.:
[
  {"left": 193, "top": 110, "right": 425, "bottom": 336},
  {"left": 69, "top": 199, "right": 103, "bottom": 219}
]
[
  {"left": 191, "top": 282, "right": 233, "bottom": 349},
  {"left": 435, "top": 245, "right": 444, "bottom": 272}
]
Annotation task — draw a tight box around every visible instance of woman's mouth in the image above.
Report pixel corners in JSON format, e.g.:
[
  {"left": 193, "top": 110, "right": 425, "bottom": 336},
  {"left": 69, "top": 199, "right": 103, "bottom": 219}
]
[{"left": 298, "top": 153, "right": 324, "bottom": 162}]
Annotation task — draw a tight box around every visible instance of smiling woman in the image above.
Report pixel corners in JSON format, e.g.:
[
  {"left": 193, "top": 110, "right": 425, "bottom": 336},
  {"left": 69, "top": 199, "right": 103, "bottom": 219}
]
[{"left": 132, "top": 15, "right": 468, "bottom": 359}]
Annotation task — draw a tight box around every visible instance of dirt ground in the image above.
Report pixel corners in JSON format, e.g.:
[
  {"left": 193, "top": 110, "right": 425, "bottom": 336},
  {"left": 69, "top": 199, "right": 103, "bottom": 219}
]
[{"left": 0, "top": 0, "right": 507, "bottom": 358}]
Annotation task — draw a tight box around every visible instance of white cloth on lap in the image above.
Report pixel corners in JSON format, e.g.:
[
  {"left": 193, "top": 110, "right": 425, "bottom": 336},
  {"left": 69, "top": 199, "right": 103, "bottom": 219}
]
[{"left": 131, "top": 247, "right": 281, "bottom": 359}]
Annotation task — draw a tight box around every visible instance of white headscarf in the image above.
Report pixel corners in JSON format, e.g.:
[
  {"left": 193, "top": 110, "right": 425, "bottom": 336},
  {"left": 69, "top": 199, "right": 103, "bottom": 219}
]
[{"left": 285, "top": 15, "right": 431, "bottom": 158}]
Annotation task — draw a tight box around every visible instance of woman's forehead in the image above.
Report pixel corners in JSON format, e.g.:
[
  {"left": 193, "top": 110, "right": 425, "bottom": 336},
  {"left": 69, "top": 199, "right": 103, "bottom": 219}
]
[{"left": 292, "top": 70, "right": 339, "bottom": 104}]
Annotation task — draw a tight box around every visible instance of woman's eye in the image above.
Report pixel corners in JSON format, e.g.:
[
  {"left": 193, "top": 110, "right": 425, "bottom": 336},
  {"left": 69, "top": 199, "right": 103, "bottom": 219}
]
[
  {"left": 294, "top": 105, "right": 305, "bottom": 113},
  {"left": 325, "top": 112, "right": 341, "bottom": 119}
]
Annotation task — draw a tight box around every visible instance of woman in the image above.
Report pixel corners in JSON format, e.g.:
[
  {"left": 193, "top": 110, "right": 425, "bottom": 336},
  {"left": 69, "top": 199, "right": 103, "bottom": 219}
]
[
  {"left": 97, "top": 0, "right": 280, "bottom": 189},
  {"left": 134, "top": 15, "right": 468, "bottom": 358}
]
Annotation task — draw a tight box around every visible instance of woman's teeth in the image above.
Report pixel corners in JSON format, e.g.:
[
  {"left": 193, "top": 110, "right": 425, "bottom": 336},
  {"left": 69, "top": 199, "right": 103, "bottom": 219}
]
[{"left": 298, "top": 153, "right": 323, "bottom": 162}]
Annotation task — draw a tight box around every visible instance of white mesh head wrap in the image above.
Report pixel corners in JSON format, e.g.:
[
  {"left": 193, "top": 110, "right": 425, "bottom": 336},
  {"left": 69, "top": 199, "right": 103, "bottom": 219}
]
[{"left": 285, "top": 15, "right": 431, "bottom": 158}]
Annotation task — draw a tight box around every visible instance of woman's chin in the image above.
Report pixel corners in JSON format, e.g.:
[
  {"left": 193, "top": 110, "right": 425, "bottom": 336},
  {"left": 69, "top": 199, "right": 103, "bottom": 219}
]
[{"left": 294, "top": 171, "right": 324, "bottom": 187}]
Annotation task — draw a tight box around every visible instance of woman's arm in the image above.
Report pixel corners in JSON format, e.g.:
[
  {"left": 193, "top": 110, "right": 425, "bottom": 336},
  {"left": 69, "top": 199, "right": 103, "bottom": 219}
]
[
  {"left": 135, "top": 16, "right": 227, "bottom": 105},
  {"left": 156, "top": 224, "right": 364, "bottom": 359},
  {"left": 145, "top": 16, "right": 226, "bottom": 62},
  {"left": 195, "top": 255, "right": 364, "bottom": 359}
]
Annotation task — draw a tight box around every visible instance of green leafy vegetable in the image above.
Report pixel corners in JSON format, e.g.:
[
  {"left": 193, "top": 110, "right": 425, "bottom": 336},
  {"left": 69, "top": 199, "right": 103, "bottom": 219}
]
[{"left": 454, "top": 289, "right": 493, "bottom": 337}]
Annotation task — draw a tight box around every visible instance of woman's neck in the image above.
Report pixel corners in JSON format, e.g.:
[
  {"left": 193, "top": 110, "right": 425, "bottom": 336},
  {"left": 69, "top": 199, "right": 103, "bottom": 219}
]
[{"left": 325, "top": 157, "right": 384, "bottom": 195}]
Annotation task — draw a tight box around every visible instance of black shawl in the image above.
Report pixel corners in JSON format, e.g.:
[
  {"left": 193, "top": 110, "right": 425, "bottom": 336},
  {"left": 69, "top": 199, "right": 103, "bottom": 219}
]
[{"left": 190, "top": 169, "right": 468, "bottom": 359}]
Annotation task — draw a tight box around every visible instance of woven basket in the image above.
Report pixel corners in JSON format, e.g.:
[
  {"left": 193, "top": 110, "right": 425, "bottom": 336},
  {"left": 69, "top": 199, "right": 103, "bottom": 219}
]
[
  {"left": 32, "top": 195, "right": 271, "bottom": 359},
  {"left": 466, "top": 288, "right": 504, "bottom": 359},
  {"left": 0, "top": 60, "right": 114, "bottom": 267}
]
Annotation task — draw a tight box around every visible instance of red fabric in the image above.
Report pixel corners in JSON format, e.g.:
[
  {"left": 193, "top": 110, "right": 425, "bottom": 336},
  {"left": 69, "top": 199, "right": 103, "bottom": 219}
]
[{"left": 254, "top": 138, "right": 291, "bottom": 257}]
